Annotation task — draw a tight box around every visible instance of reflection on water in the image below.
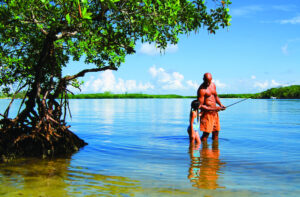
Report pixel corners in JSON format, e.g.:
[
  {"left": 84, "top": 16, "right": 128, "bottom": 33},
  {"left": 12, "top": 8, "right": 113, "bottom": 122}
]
[
  {"left": 1, "top": 99, "right": 300, "bottom": 196},
  {"left": 188, "top": 141, "right": 225, "bottom": 189}
]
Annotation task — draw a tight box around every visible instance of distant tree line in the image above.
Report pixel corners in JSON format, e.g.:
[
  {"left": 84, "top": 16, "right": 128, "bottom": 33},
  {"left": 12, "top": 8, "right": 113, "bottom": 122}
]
[
  {"left": 219, "top": 85, "right": 300, "bottom": 99},
  {"left": 219, "top": 93, "right": 255, "bottom": 98},
  {"left": 2, "top": 86, "right": 300, "bottom": 99},
  {"left": 64, "top": 85, "right": 300, "bottom": 99},
  {"left": 255, "top": 85, "right": 300, "bottom": 99},
  {"left": 67, "top": 92, "right": 195, "bottom": 99},
  {"left": 0, "top": 91, "right": 27, "bottom": 99}
]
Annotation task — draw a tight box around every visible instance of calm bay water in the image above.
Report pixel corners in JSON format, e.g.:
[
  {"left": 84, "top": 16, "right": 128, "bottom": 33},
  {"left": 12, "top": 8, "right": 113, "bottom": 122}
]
[{"left": 0, "top": 99, "right": 300, "bottom": 196}]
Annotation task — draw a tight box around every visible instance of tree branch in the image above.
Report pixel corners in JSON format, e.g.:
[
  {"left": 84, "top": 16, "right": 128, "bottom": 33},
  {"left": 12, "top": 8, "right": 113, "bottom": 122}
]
[
  {"left": 31, "top": 11, "right": 48, "bottom": 35},
  {"left": 56, "top": 31, "right": 78, "bottom": 39},
  {"left": 64, "top": 66, "right": 118, "bottom": 81}
]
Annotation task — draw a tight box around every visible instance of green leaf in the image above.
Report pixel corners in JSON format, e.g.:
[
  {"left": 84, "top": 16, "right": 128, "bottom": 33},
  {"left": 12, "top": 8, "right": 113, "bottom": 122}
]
[
  {"left": 66, "top": 13, "right": 71, "bottom": 24},
  {"left": 37, "top": 24, "right": 43, "bottom": 29},
  {"left": 83, "top": 12, "right": 92, "bottom": 20},
  {"left": 82, "top": 7, "right": 87, "bottom": 17}
]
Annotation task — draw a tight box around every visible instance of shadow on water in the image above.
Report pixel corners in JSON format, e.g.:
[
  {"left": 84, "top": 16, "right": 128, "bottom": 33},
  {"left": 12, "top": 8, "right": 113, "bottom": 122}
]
[
  {"left": 0, "top": 157, "right": 142, "bottom": 196},
  {"left": 0, "top": 158, "right": 71, "bottom": 196},
  {"left": 188, "top": 141, "right": 226, "bottom": 190}
]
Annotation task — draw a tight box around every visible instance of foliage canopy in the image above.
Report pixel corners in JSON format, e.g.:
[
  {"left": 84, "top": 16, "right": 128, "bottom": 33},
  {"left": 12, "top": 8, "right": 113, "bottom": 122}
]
[
  {"left": 0, "top": 0, "right": 231, "bottom": 131},
  {"left": 0, "top": 0, "right": 231, "bottom": 93}
]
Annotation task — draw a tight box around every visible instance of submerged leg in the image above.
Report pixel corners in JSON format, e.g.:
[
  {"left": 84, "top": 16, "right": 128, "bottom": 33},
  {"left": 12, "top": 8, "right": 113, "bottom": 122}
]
[
  {"left": 187, "top": 127, "right": 196, "bottom": 144},
  {"left": 212, "top": 131, "right": 219, "bottom": 140},
  {"left": 201, "top": 132, "right": 209, "bottom": 142},
  {"left": 195, "top": 131, "right": 201, "bottom": 145}
]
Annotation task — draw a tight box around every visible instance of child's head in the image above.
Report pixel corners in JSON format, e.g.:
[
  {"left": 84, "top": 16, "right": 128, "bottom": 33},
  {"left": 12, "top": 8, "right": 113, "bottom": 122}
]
[{"left": 191, "top": 100, "right": 200, "bottom": 111}]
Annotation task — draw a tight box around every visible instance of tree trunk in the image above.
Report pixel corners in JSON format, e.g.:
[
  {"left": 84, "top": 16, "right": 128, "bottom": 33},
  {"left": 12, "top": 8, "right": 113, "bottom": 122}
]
[{"left": 0, "top": 34, "right": 87, "bottom": 162}]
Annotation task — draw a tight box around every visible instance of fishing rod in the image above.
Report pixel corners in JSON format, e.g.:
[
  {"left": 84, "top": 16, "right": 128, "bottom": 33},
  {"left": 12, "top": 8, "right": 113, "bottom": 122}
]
[{"left": 226, "top": 98, "right": 250, "bottom": 108}]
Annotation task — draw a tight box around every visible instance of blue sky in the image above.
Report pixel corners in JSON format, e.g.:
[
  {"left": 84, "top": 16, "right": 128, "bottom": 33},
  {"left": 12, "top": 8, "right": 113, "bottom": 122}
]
[{"left": 64, "top": 0, "right": 300, "bottom": 96}]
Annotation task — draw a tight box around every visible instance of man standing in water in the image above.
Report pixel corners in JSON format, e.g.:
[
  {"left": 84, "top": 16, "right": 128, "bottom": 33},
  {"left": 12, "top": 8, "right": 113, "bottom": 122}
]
[{"left": 197, "top": 73, "right": 226, "bottom": 141}]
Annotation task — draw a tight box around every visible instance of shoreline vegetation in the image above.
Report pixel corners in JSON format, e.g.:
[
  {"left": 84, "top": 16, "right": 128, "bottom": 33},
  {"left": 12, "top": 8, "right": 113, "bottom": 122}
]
[
  {"left": 58, "top": 85, "right": 300, "bottom": 99},
  {"left": 1, "top": 0, "right": 231, "bottom": 162},
  {"left": 1, "top": 85, "right": 300, "bottom": 99}
]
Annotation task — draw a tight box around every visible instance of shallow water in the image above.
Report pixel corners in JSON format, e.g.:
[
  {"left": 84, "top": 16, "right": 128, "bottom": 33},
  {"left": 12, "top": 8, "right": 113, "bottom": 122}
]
[{"left": 0, "top": 99, "right": 300, "bottom": 196}]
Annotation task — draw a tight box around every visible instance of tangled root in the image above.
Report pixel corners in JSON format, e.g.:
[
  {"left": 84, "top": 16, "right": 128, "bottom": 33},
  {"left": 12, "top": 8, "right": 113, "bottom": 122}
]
[{"left": 0, "top": 124, "right": 87, "bottom": 162}]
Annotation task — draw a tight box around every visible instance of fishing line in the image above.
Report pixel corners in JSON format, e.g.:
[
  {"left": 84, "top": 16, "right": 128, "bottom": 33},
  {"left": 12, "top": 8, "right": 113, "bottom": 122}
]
[{"left": 226, "top": 98, "right": 250, "bottom": 108}]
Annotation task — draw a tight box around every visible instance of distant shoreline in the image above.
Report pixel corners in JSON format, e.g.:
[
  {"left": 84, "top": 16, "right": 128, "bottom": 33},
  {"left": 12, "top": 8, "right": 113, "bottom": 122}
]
[
  {"left": 67, "top": 93, "right": 256, "bottom": 99},
  {"left": 1, "top": 93, "right": 254, "bottom": 99},
  {"left": 1, "top": 85, "right": 299, "bottom": 99},
  {"left": 67, "top": 93, "right": 196, "bottom": 99},
  {"left": 66, "top": 85, "right": 299, "bottom": 99}
]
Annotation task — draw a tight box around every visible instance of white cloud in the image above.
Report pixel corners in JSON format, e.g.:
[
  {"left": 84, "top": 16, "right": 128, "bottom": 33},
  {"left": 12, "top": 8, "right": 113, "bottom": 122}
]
[
  {"left": 231, "top": 5, "right": 263, "bottom": 17},
  {"left": 272, "top": 5, "right": 296, "bottom": 12},
  {"left": 271, "top": 79, "right": 280, "bottom": 87},
  {"left": 251, "top": 75, "right": 256, "bottom": 79},
  {"left": 186, "top": 80, "right": 199, "bottom": 90},
  {"left": 253, "top": 79, "right": 282, "bottom": 90},
  {"left": 281, "top": 38, "right": 300, "bottom": 55},
  {"left": 150, "top": 66, "right": 227, "bottom": 91},
  {"left": 139, "top": 43, "right": 178, "bottom": 55},
  {"left": 140, "top": 43, "right": 158, "bottom": 55},
  {"left": 71, "top": 66, "right": 231, "bottom": 95},
  {"left": 149, "top": 66, "right": 184, "bottom": 90},
  {"left": 254, "top": 81, "right": 269, "bottom": 89},
  {"left": 278, "top": 16, "right": 300, "bottom": 24},
  {"left": 166, "top": 44, "right": 178, "bottom": 53},
  {"left": 281, "top": 44, "right": 288, "bottom": 55},
  {"left": 287, "top": 38, "right": 300, "bottom": 42},
  {"left": 149, "top": 66, "right": 158, "bottom": 77},
  {"left": 81, "top": 70, "right": 154, "bottom": 93},
  {"left": 213, "top": 79, "right": 226, "bottom": 89}
]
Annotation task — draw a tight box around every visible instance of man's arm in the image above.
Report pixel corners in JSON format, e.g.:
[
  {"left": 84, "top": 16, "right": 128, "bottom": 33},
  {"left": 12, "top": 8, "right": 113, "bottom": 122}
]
[
  {"left": 215, "top": 94, "right": 224, "bottom": 107},
  {"left": 214, "top": 84, "right": 226, "bottom": 109},
  {"left": 216, "top": 95, "right": 225, "bottom": 110},
  {"left": 197, "top": 88, "right": 205, "bottom": 108}
]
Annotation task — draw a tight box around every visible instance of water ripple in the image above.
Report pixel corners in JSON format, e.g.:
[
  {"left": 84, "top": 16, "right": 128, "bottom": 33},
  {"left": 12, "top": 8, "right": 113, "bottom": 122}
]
[{"left": 1, "top": 99, "right": 300, "bottom": 196}]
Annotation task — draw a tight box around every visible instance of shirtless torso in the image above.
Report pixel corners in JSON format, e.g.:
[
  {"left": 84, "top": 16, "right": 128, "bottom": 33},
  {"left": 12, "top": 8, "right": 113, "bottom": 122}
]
[
  {"left": 197, "top": 81, "right": 223, "bottom": 111},
  {"left": 198, "top": 83, "right": 218, "bottom": 109},
  {"left": 197, "top": 73, "right": 225, "bottom": 141}
]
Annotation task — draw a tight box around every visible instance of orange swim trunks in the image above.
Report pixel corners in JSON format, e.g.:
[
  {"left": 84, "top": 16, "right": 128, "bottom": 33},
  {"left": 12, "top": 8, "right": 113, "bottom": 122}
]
[{"left": 200, "top": 111, "right": 220, "bottom": 133}]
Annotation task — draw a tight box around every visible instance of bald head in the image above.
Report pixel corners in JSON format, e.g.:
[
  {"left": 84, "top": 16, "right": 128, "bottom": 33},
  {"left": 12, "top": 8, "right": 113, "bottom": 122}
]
[
  {"left": 204, "top": 73, "right": 212, "bottom": 80},
  {"left": 203, "top": 73, "right": 212, "bottom": 86}
]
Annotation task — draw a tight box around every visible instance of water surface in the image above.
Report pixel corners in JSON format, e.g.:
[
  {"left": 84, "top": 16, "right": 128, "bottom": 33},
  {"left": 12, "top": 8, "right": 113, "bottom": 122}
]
[{"left": 0, "top": 99, "right": 299, "bottom": 196}]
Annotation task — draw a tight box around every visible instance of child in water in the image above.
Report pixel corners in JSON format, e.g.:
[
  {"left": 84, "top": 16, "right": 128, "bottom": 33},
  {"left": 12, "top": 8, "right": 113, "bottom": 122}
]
[{"left": 187, "top": 100, "right": 201, "bottom": 145}]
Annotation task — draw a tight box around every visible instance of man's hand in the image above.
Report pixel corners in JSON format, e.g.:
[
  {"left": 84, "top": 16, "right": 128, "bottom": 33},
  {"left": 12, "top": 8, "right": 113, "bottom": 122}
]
[
  {"left": 220, "top": 105, "right": 226, "bottom": 111},
  {"left": 216, "top": 105, "right": 226, "bottom": 111},
  {"left": 215, "top": 106, "right": 222, "bottom": 111}
]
